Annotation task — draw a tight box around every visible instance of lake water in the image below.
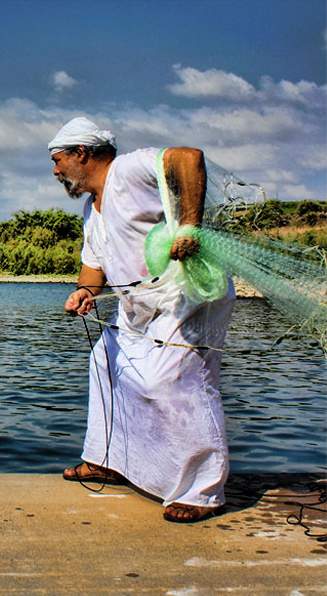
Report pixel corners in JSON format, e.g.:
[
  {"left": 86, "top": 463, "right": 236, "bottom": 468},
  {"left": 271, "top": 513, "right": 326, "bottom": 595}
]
[{"left": 0, "top": 283, "right": 326, "bottom": 474}]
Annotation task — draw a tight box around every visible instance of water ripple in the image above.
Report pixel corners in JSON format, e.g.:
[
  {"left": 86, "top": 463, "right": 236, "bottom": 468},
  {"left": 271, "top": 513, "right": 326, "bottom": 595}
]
[{"left": 0, "top": 283, "right": 326, "bottom": 473}]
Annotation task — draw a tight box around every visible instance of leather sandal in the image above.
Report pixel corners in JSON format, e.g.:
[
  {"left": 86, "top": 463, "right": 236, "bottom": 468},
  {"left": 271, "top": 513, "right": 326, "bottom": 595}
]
[
  {"left": 63, "top": 462, "right": 126, "bottom": 485},
  {"left": 163, "top": 502, "right": 219, "bottom": 523}
]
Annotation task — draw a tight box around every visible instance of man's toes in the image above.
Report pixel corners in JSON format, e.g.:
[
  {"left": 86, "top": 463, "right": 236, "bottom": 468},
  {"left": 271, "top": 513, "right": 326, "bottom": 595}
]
[
  {"left": 63, "top": 462, "right": 87, "bottom": 479},
  {"left": 180, "top": 506, "right": 196, "bottom": 520},
  {"left": 174, "top": 507, "right": 184, "bottom": 520},
  {"left": 164, "top": 503, "right": 215, "bottom": 523},
  {"left": 178, "top": 507, "right": 190, "bottom": 520},
  {"left": 64, "top": 465, "right": 79, "bottom": 477},
  {"left": 63, "top": 467, "right": 73, "bottom": 478},
  {"left": 164, "top": 504, "right": 195, "bottom": 521}
]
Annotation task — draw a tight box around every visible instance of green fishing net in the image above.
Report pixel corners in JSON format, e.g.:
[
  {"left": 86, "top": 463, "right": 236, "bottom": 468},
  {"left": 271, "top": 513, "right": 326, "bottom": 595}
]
[
  {"left": 144, "top": 222, "right": 172, "bottom": 277},
  {"left": 145, "top": 223, "right": 228, "bottom": 301}
]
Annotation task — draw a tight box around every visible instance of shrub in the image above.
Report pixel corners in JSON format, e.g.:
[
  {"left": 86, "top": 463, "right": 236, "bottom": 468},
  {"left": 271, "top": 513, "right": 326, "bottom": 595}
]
[
  {"left": 296, "top": 200, "right": 323, "bottom": 217},
  {"left": 0, "top": 242, "right": 9, "bottom": 270},
  {"left": 27, "top": 226, "right": 57, "bottom": 248},
  {"left": 3, "top": 209, "right": 83, "bottom": 240},
  {"left": 303, "top": 211, "right": 319, "bottom": 226},
  {"left": 0, "top": 210, "right": 83, "bottom": 274},
  {"left": 244, "top": 200, "right": 289, "bottom": 229}
]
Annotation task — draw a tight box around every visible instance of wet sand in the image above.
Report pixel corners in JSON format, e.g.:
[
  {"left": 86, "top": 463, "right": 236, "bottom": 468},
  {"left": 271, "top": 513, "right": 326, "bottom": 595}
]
[{"left": 1, "top": 473, "right": 325, "bottom": 594}]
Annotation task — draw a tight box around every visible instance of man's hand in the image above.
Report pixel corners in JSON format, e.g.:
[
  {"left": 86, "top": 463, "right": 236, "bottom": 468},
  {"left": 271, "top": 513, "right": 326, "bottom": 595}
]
[
  {"left": 64, "top": 288, "right": 94, "bottom": 316},
  {"left": 170, "top": 236, "right": 200, "bottom": 261}
]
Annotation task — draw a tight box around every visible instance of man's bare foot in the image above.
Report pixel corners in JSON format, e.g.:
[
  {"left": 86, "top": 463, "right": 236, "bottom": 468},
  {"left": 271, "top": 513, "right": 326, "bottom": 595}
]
[
  {"left": 163, "top": 502, "right": 219, "bottom": 523},
  {"left": 63, "top": 462, "right": 126, "bottom": 485}
]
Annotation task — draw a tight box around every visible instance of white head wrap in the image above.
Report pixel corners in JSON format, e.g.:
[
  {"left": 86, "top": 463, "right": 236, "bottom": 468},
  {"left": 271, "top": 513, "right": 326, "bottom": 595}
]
[{"left": 48, "top": 116, "right": 117, "bottom": 156}]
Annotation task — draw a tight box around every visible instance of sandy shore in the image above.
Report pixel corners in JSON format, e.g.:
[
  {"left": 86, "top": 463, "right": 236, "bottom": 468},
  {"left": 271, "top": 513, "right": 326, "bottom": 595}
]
[
  {"left": 1, "top": 473, "right": 325, "bottom": 594},
  {"left": 0, "top": 274, "right": 263, "bottom": 297},
  {"left": 0, "top": 273, "right": 77, "bottom": 284}
]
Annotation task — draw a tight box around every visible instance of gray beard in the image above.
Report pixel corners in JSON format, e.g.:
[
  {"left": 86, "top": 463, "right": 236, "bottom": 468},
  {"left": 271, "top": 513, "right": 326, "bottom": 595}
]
[{"left": 59, "top": 176, "right": 85, "bottom": 199}]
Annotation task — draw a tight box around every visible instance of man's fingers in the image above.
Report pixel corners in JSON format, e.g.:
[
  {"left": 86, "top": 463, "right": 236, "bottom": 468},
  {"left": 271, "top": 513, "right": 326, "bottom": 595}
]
[
  {"left": 64, "top": 295, "right": 80, "bottom": 312},
  {"left": 76, "top": 297, "right": 93, "bottom": 316},
  {"left": 64, "top": 301, "right": 77, "bottom": 313},
  {"left": 64, "top": 290, "right": 93, "bottom": 313}
]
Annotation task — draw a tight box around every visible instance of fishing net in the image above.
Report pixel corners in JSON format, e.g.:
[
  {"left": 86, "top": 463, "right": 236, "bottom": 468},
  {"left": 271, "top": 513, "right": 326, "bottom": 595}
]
[
  {"left": 144, "top": 148, "right": 327, "bottom": 352},
  {"left": 145, "top": 223, "right": 228, "bottom": 302}
]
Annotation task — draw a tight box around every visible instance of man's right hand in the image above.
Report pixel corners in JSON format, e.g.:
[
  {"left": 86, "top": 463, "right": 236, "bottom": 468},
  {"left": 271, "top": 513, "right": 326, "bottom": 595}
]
[{"left": 64, "top": 288, "right": 94, "bottom": 316}]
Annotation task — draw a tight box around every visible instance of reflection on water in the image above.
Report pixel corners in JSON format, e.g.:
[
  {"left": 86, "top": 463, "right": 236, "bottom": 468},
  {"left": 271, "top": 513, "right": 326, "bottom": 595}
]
[{"left": 0, "top": 283, "right": 326, "bottom": 473}]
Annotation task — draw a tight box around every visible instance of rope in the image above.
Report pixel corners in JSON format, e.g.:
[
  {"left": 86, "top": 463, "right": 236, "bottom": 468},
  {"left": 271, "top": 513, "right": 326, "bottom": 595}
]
[
  {"left": 76, "top": 278, "right": 223, "bottom": 352},
  {"left": 83, "top": 311, "right": 222, "bottom": 353},
  {"left": 261, "top": 483, "right": 327, "bottom": 542},
  {"left": 75, "top": 292, "right": 116, "bottom": 493}
]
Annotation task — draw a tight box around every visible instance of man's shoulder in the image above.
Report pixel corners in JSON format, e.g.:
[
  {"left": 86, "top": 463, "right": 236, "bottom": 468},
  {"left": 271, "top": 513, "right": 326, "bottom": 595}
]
[
  {"left": 113, "top": 147, "right": 161, "bottom": 181},
  {"left": 115, "top": 147, "right": 160, "bottom": 165}
]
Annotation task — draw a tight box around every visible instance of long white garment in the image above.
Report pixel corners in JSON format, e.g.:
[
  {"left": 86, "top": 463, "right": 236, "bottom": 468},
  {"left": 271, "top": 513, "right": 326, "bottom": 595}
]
[{"left": 81, "top": 148, "right": 235, "bottom": 507}]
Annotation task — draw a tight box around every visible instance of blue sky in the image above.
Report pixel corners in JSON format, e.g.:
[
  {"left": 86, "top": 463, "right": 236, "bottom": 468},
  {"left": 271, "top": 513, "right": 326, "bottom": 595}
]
[{"left": 0, "top": 0, "right": 326, "bottom": 219}]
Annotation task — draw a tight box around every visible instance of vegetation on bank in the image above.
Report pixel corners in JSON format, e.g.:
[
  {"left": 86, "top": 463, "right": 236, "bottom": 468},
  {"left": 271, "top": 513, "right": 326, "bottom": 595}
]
[
  {"left": 0, "top": 200, "right": 326, "bottom": 275},
  {"left": 0, "top": 209, "right": 82, "bottom": 274},
  {"left": 207, "top": 199, "right": 327, "bottom": 262}
]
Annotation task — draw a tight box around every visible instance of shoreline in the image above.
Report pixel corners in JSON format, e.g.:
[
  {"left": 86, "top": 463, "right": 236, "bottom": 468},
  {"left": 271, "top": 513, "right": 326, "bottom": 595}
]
[
  {"left": 0, "top": 273, "right": 77, "bottom": 284},
  {"left": 0, "top": 274, "right": 263, "bottom": 297}
]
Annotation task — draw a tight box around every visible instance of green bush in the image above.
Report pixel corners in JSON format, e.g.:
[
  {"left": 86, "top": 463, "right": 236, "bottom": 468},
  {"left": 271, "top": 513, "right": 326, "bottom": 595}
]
[
  {"left": 1, "top": 239, "right": 82, "bottom": 275},
  {"left": 296, "top": 200, "right": 324, "bottom": 217},
  {"left": 0, "top": 242, "right": 9, "bottom": 270},
  {"left": 0, "top": 209, "right": 83, "bottom": 243},
  {"left": 244, "top": 200, "right": 290, "bottom": 229},
  {"left": 0, "top": 209, "right": 83, "bottom": 274},
  {"left": 303, "top": 211, "right": 319, "bottom": 226},
  {"left": 28, "top": 226, "right": 57, "bottom": 248}
]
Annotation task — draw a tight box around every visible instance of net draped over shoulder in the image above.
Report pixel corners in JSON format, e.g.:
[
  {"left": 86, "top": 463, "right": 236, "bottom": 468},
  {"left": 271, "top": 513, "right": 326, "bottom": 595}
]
[{"left": 81, "top": 147, "right": 235, "bottom": 507}]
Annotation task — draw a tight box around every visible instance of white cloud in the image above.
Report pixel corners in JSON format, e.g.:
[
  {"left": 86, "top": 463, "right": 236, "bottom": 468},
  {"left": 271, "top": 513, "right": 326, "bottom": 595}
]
[
  {"left": 205, "top": 142, "right": 278, "bottom": 171},
  {"left": 0, "top": 64, "right": 325, "bottom": 219},
  {"left": 188, "top": 106, "right": 307, "bottom": 141},
  {"left": 0, "top": 99, "right": 62, "bottom": 151},
  {"left": 51, "top": 70, "right": 78, "bottom": 93},
  {"left": 259, "top": 75, "right": 327, "bottom": 108},
  {"left": 168, "top": 66, "right": 327, "bottom": 109},
  {"left": 168, "top": 65, "right": 255, "bottom": 99},
  {"left": 281, "top": 184, "right": 315, "bottom": 199},
  {"left": 297, "top": 146, "right": 327, "bottom": 170},
  {"left": 265, "top": 169, "right": 297, "bottom": 183}
]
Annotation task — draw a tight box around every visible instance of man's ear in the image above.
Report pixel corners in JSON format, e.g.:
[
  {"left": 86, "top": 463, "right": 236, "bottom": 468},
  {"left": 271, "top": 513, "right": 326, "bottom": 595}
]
[{"left": 77, "top": 145, "right": 89, "bottom": 164}]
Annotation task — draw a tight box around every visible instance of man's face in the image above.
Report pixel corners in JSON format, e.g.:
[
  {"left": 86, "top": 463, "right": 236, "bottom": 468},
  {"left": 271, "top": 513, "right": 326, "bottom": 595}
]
[{"left": 51, "top": 150, "right": 88, "bottom": 198}]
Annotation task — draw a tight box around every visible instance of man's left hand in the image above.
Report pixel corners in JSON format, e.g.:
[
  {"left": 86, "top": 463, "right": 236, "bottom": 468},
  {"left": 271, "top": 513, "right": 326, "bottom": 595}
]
[{"left": 170, "top": 236, "right": 200, "bottom": 261}]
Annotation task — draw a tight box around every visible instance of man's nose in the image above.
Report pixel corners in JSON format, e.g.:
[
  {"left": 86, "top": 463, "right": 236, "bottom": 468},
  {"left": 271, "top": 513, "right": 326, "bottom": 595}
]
[{"left": 53, "top": 165, "right": 60, "bottom": 177}]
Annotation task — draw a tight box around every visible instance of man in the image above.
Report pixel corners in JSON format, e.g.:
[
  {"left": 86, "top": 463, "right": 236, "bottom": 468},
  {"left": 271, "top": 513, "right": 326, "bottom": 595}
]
[{"left": 49, "top": 116, "right": 235, "bottom": 523}]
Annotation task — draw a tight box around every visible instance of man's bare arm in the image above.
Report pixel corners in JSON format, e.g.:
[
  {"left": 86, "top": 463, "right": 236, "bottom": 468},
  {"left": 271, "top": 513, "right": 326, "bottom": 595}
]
[
  {"left": 163, "top": 147, "right": 206, "bottom": 260},
  {"left": 64, "top": 264, "right": 106, "bottom": 315}
]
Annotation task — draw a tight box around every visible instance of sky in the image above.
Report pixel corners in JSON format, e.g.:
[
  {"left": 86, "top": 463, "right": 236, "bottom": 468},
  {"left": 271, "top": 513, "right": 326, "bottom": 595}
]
[{"left": 0, "top": 0, "right": 326, "bottom": 220}]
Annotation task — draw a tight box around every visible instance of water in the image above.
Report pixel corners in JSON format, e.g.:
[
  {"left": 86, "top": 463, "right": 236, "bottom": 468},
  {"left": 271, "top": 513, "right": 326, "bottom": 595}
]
[{"left": 0, "top": 283, "right": 326, "bottom": 474}]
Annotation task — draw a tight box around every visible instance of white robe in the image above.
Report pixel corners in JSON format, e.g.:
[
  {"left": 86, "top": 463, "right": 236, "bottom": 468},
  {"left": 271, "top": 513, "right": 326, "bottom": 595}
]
[{"left": 80, "top": 148, "right": 235, "bottom": 507}]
